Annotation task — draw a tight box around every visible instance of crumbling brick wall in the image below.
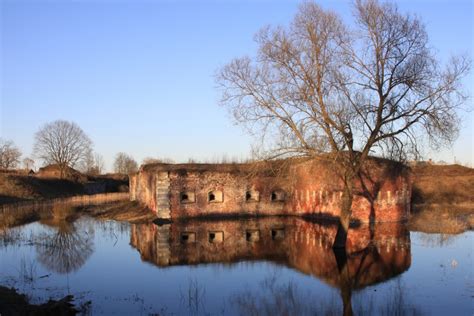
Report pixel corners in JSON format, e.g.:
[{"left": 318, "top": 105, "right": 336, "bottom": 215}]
[{"left": 130, "top": 158, "right": 411, "bottom": 222}]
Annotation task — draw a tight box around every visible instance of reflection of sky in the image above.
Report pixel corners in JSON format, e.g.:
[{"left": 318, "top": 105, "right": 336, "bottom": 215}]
[
  {"left": 1, "top": 1, "right": 472, "bottom": 168},
  {"left": 0, "top": 218, "right": 472, "bottom": 315}
]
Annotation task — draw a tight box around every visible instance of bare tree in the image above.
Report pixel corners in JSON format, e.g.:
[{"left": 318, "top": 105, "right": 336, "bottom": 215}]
[
  {"left": 94, "top": 153, "right": 105, "bottom": 174},
  {"left": 22, "top": 157, "right": 35, "bottom": 171},
  {"left": 79, "top": 150, "right": 105, "bottom": 175},
  {"left": 79, "top": 148, "right": 95, "bottom": 174},
  {"left": 113, "top": 152, "right": 138, "bottom": 174},
  {"left": 33, "top": 120, "right": 93, "bottom": 178},
  {"left": 0, "top": 138, "right": 22, "bottom": 169},
  {"left": 217, "top": 0, "right": 470, "bottom": 248}
]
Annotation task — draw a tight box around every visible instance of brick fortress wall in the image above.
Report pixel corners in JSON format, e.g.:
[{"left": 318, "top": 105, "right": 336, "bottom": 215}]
[{"left": 129, "top": 158, "right": 411, "bottom": 223}]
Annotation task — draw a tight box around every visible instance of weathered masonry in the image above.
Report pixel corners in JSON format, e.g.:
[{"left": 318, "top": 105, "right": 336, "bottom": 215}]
[
  {"left": 129, "top": 158, "right": 411, "bottom": 222},
  {"left": 130, "top": 218, "right": 411, "bottom": 288}
]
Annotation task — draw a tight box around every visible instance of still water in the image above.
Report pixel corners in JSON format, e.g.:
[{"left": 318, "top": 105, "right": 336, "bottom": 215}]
[{"left": 0, "top": 215, "right": 472, "bottom": 315}]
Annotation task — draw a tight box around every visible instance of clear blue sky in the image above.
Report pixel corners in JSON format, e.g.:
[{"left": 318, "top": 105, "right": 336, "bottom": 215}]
[{"left": 1, "top": 0, "right": 473, "bottom": 171}]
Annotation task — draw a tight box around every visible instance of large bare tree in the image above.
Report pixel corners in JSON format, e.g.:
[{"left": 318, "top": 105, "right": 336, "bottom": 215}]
[
  {"left": 217, "top": 0, "right": 470, "bottom": 248},
  {"left": 33, "top": 120, "right": 93, "bottom": 178},
  {"left": 0, "top": 138, "right": 22, "bottom": 170}
]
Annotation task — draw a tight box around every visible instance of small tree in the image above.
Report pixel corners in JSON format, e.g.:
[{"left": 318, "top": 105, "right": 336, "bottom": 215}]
[
  {"left": 0, "top": 138, "right": 22, "bottom": 169},
  {"left": 94, "top": 153, "right": 105, "bottom": 175},
  {"left": 217, "top": 0, "right": 470, "bottom": 248},
  {"left": 22, "top": 157, "right": 35, "bottom": 171},
  {"left": 33, "top": 120, "right": 93, "bottom": 178},
  {"left": 113, "top": 152, "right": 138, "bottom": 174},
  {"left": 79, "top": 150, "right": 106, "bottom": 175}
]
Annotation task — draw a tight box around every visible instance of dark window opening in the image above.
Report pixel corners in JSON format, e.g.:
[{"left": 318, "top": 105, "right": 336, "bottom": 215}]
[
  {"left": 180, "top": 232, "right": 196, "bottom": 243},
  {"left": 271, "top": 228, "right": 285, "bottom": 240},
  {"left": 246, "top": 230, "right": 260, "bottom": 242},
  {"left": 180, "top": 191, "right": 196, "bottom": 204},
  {"left": 271, "top": 192, "right": 277, "bottom": 201},
  {"left": 246, "top": 190, "right": 260, "bottom": 202},
  {"left": 207, "top": 190, "right": 223, "bottom": 203},
  {"left": 208, "top": 231, "right": 223, "bottom": 243},
  {"left": 271, "top": 190, "right": 285, "bottom": 202}
]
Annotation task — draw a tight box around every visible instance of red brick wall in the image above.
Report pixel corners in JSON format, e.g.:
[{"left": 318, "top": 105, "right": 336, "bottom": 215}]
[{"left": 130, "top": 159, "right": 411, "bottom": 222}]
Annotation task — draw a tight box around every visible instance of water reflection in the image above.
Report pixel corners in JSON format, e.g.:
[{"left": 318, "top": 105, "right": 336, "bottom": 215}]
[
  {"left": 35, "top": 216, "right": 95, "bottom": 274},
  {"left": 130, "top": 218, "right": 411, "bottom": 315}
]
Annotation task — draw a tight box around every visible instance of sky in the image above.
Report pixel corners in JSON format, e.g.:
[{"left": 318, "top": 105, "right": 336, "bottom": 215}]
[{"left": 1, "top": 0, "right": 473, "bottom": 171}]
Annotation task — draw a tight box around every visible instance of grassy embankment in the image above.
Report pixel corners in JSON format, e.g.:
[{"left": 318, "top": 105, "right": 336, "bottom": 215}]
[
  {"left": 410, "top": 164, "right": 474, "bottom": 233},
  {"left": 0, "top": 170, "right": 128, "bottom": 204},
  {"left": 0, "top": 169, "right": 152, "bottom": 228}
]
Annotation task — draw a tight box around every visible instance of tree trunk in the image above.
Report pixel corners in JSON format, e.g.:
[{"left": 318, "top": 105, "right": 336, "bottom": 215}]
[
  {"left": 333, "top": 248, "right": 353, "bottom": 316},
  {"left": 333, "top": 181, "right": 354, "bottom": 249},
  {"left": 59, "top": 163, "right": 67, "bottom": 179}
]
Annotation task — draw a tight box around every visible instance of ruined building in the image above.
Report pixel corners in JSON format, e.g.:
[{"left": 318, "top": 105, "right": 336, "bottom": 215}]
[{"left": 130, "top": 158, "right": 411, "bottom": 222}]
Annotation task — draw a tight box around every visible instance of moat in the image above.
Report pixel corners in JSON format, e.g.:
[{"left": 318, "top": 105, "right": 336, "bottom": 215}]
[{"left": 0, "top": 211, "right": 472, "bottom": 315}]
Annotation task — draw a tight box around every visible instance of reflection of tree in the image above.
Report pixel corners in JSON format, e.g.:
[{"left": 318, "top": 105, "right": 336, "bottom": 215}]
[
  {"left": 417, "top": 232, "right": 459, "bottom": 248},
  {"left": 334, "top": 236, "right": 419, "bottom": 316},
  {"left": 179, "top": 278, "right": 207, "bottom": 316},
  {"left": 231, "top": 270, "right": 340, "bottom": 315},
  {"left": 231, "top": 265, "right": 422, "bottom": 316},
  {"left": 353, "top": 278, "right": 423, "bottom": 316},
  {"left": 35, "top": 219, "right": 94, "bottom": 274}
]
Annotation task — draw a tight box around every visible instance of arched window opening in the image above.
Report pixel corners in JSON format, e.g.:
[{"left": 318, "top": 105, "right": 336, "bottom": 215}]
[
  {"left": 180, "top": 191, "right": 196, "bottom": 204},
  {"left": 246, "top": 229, "right": 260, "bottom": 242},
  {"left": 271, "top": 228, "right": 285, "bottom": 240},
  {"left": 208, "top": 190, "right": 223, "bottom": 203},
  {"left": 208, "top": 231, "right": 224, "bottom": 243},
  {"left": 245, "top": 190, "right": 260, "bottom": 202},
  {"left": 271, "top": 190, "right": 286, "bottom": 202},
  {"left": 181, "top": 232, "right": 196, "bottom": 243}
]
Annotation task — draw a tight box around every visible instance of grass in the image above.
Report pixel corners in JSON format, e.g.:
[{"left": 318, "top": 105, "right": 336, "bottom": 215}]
[
  {"left": 411, "top": 164, "right": 474, "bottom": 205},
  {"left": 410, "top": 163, "right": 474, "bottom": 233}
]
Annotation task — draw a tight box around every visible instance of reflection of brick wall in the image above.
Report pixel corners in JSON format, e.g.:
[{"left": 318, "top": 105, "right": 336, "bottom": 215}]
[
  {"left": 130, "top": 218, "right": 411, "bottom": 289},
  {"left": 130, "top": 159, "right": 411, "bottom": 222}
]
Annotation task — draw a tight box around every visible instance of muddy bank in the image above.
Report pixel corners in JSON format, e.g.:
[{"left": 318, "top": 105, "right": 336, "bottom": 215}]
[{"left": 0, "top": 286, "right": 78, "bottom": 316}]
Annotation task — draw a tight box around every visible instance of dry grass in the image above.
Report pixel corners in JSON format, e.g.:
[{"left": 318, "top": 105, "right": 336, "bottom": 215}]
[
  {"left": 0, "top": 172, "right": 129, "bottom": 205},
  {"left": 411, "top": 164, "right": 474, "bottom": 205},
  {"left": 83, "top": 201, "right": 156, "bottom": 223},
  {"left": 0, "top": 173, "right": 85, "bottom": 204},
  {"left": 409, "top": 164, "right": 474, "bottom": 233}
]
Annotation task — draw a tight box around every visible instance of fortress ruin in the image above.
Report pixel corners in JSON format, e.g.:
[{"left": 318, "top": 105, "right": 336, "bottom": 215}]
[{"left": 130, "top": 158, "right": 411, "bottom": 223}]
